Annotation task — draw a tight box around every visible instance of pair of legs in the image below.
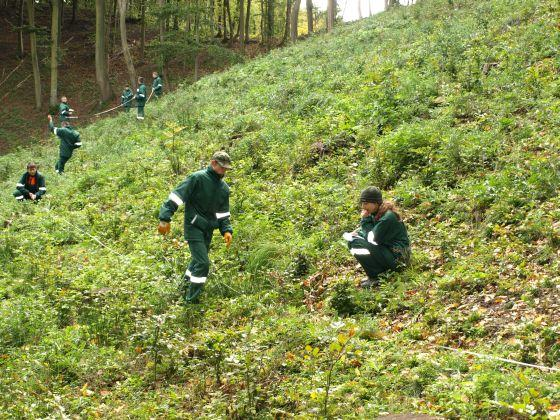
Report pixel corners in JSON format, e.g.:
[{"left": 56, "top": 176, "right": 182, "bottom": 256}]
[
  {"left": 55, "top": 153, "right": 72, "bottom": 174},
  {"left": 348, "top": 237, "right": 397, "bottom": 286},
  {"left": 183, "top": 234, "right": 212, "bottom": 304},
  {"left": 137, "top": 106, "right": 145, "bottom": 120},
  {"left": 13, "top": 191, "right": 41, "bottom": 201}
]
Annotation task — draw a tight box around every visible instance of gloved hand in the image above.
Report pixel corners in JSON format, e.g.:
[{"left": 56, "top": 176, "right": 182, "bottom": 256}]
[
  {"left": 224, "top": 232, "right": 232, "bottom": 248},
  {"left": 158, "top": 221, "right": 170, "bottom": 235}
]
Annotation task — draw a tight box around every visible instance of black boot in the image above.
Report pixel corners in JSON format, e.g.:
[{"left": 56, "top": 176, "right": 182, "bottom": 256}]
[{"left": 184, "top": 282, "right": 204, "bottom": 304}]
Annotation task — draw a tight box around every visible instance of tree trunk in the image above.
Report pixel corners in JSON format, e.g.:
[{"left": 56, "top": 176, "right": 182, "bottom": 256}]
[
  {"left": 238, "top": 0, "right": 245, "bottom": 50},
  {"left": 95, "top": 0, "right": 112, "bottom": 101},
  {"left": 194, "top": 53, "right": 200, "bottom": 81},
  {"left": 17, "top": 0, "right": 25, "bottom": 58},
  {"left": 225, "top": 0, "right": 233, "bottom": 43},
  {"left": 26, "top": 0, "right": 41, "bottom": 109},
  {"left": 282, "top": 0, "right": 291, "bottom": 45},
  {"left": 49, "top": 0, "right": 60, "bottom": 107},
  {"left": 244, "top": 0, "right": 250, "bottom": 42},
  {"left": 72, "top": 0, "right": 78, "bottom": 23},
  {"left": 384, "top": 0, "right": 389, "bottom": 11},
  {"left": 140, "top": 0, "right": 145, "bottom": 59},
  {"left": 327, "top": 0, "right": 335, "bottom": 32},
  {"left": 159, "top": 0, "right": 165, "bottom": 42},
  {"left": 118, "top": 0, "right": 136, "bottom": 90},
  {"left": 267, "top": 0, "right": 273, "bottom": 46},
  {"left": 369, "top": 0, "right": 372, "bottom": 16},
  {"left": 306, "top": 0, "right": 312, "bottom": 34},
  {"left": 209, "top": 0, "right": 215, "bottom": 36},
  {"left": 358, "top": 0, "right": 362, "bottom": 19},
  {"left": 289, "top": 0, "right": 300, "bottom": 42}
]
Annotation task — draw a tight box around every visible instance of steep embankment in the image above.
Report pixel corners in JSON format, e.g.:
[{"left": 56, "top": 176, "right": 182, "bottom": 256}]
[{"left": 1, "top": 0, "right": 559, "bottom": 417}]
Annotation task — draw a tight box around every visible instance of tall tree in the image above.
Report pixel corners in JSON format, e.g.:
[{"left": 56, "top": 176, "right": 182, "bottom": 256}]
[
  {"left": 140, "top": 0, "right": 146, "bottom": 59},
  {"left": 358, "top": 0, "right": 362, "bottom": 19},
  {"left": 238, "top": 0, "right": 245, "bottom": 50},
  {"left": 26, "top": 0, "right": 41, "bottom": 109},
  {"left": 49, "top": 0, "right": 60, "bottom": 107},
  {"left": 95, "top": 0, "right": 113, "bottom": 101},
  {"left": 306, "top": 0, "right": 313, "bottom": 34},
  {"left": 17, "top": 0, "right": 25, "bottom": 58},
  {"left": 327, "top": 0, "right": 335, "bottom": 32},
  {"left": 369, "top": 0, "right": 372, "bottom": 16},
  {"left": 118, "top": 0, "right": 136, "bottom": 90},
  {"left": 244, "top": 0, "right": 251, "bottom": 42},
  {"left": 72, "top": 0, "right": 78, "bottom": 23},
  {"left": 289, "top": 0, "right": 300, "bottom": 42},
  {"left": 266, "top": 0, "right": 274, "bottom": 46},
  {"left": 282, "top": 0, "right": 291, "bottom": 44}
]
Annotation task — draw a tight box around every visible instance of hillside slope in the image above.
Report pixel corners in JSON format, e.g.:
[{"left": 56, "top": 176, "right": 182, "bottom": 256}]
[{"left": 1, "top": 0, "right": 559, "bottom": 417}]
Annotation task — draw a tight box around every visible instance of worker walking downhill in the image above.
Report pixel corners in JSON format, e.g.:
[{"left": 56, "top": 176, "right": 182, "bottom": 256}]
[
  {"left": 136, "top": 76, "right": 146, "bottom": 120},
  {"left": 13, "top": 162, "right": 46, "bottom": 201},
  {"left": 158, "top": 152, "right": 234, "bottom": 304},
  {"left": 121, "top": 85, "right": 134, "bottom": 112},
  {"left": 345, "top": 187, "right": 411, "bottom": 288},
  {"left": 152, "top": 72, "right": 163, "bottom": 99},
  {"left": 48, "top": 115, "right": 82, "bottom": 174},
  {"left": 59, "top": 96, "right": 75, "bottom": 122}
]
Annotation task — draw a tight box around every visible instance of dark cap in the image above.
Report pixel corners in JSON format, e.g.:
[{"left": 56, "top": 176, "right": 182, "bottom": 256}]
[
  {"left": 360, "top": 187, "right": 383, "bottom": 204},
  {"left": 212, "top": 151, "right": 232, "bottom": 169}
]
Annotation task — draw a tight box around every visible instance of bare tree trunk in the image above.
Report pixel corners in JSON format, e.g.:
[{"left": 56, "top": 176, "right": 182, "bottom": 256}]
[
  {"left": 225, "top": 0, "right": 233, "bottom": 43},
  {"left": 244, "top": 0, "right": 251, "bottom": 42},
  {"left": 282, "top": 0, "right": 291, "bottom": 44},
  {"left": 112, "top": 0, "right": 118, "bottom": 53},
  {"left": 159, "top": 0, "right": 165, "bottom": 72},
  {"left": 358, "top": 0, "right": 362, "bottom": 19},
  {"left": 384, "top": 0, "right": 389, "bottom": 11},
  {"left": 49, "top": 0, "right": 60, "bottom": 107},
  {"left": 26, "top": 0, "right": 41, "bottom": 109},
  {"left": 209, "top": 0, "right": 215, "bottom": 35},
  {"left": 72, "top": 0, "right": 78, "bottom": 23},
  {"left": 306, "top": 0, "right": 312, "bottom": 34},
  {"left": 239, "top": 0, "right": 245, "bottom": 50},
  {"left": 118, "top": 0, "right": 136, "bottom": 90},
  {"left": 17, "top": 0, "right": 25, "bottom": 58},
  {"left": 289, "top": 0, "right": 300, "bottom": 42},
  {"left": 327, "top": 0, "right": 335, "bottom": 31},
  {"left": 267, "top": 0, "right": 273, "bottom": 46},
  {"left": 140, "top": 0, "right": 145, "bottom": 59},
  {"left": 95, "top": 0, "right": 113, "bottom": 101},
  {"left": 369, "top": 0, "right": 372, "bottom": 16}
]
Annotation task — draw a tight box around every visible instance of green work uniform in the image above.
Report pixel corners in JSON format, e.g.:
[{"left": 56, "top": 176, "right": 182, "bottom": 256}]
[
  {"left": 152, "top": 76, "right": 163, "bottom": 99},
  {"left": 49, "top": 121, "right": 82, "bottom": 173},
  {"left": 348, "top": 210, "right": 411, "bottom": 279},
  {"left": 136, "top": 83, "right": 146, "bottom": 120},
  {"left": 59, "top": 102, "right": 72, "bottom": 122},
  {"left": 159, "top": 166, "right": 233, "bottom": 303},
  {"left": 121, "top": 88, "right": 134, "bottom": 112},
  {"left": 13, "top": 171, "right": 46, "bottom": 201}
]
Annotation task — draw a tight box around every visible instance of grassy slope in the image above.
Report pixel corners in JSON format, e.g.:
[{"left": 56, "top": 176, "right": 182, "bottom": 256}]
[{"left": 1, "top": 0, "right": 559, "bottom": 417}]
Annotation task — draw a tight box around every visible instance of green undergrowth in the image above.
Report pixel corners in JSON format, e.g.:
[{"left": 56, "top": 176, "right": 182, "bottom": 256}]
[{"left": 1, "top": 0, "right": 559, "bottom": 417}]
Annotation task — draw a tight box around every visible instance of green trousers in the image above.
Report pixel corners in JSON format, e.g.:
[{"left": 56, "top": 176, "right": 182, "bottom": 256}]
[
  {"left": 348, "top": 237, "right": 398, "bottom": 279},
  {"left": 183, "top": 234, "right": 212, "bottom": 303},
  {"left": 137, "top": 106, "right": 145, "bottom": 120},
  {"left": 55, "top": 153, "right": 72, "bottom": 174}
]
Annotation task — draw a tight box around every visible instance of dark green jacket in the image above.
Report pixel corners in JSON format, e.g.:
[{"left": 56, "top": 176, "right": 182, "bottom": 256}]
[
  {"left": 359, "top": 210, "right": 410, "bottom": 250},
  {"left": 16, "top": 172, "right": 46, "bottom": 197},
  {"left": 159, "top": 166, "right": 233, "bottom": 241},
  {"left": 59, "top": 102, "right": 72, "bottom": 121},
  {"left": 152, "top": 76, "right": 163, "bottom": 95},
  {"left": 121, "top": 88, "right": 134, "bottom": 106},
  {"left": 49, "top": 121, "right": 81, "bottom": 157},
  {"left": 136, "top": 84, "right": 147, "bottom": 105}
]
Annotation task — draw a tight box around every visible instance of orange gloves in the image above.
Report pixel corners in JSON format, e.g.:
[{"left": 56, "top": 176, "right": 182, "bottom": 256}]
[
  {"left": 158, "top": 221, "right": 170, "bottom": 235},
  {"left": 224, "top": 232, "right": 233, "bottom": 248}
]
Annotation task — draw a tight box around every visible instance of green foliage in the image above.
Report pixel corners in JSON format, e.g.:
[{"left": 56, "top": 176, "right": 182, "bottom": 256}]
[{"left": 0, "top": 0, "right": 559, "bottom": 417}]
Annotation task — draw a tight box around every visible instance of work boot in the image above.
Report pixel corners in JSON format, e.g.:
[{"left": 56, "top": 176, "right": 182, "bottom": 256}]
[
  {"left": 184, "top": 282, "right": 204, "bottom": 304},
  {"left": 359, "top": 277, "right": 380, "bottom": 289}
]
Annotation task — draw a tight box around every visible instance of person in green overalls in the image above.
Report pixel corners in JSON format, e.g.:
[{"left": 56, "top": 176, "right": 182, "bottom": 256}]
[
  {"left": 13, "top": 162, "right": 46, "bottom": 201},
  {"left": 158, "top": 151, "right": 234, "bottom": 304},
  {"left": 48, "top": 115, "right": 82, "bottom": 174},
  {"left": 152, "top": 71, "right": 163, "bottom": 99},
  {"left": 59, "top": 96, "right": 75, "bottom": 122},
  {"left": 345, "top": 187, "right": 411, "bottom": 288},
  {"left": 135, "top": 76, "right": 146, "bottom": 120},
  {"left": 121, "top": 85, "right": 134, "bottom": 112}
]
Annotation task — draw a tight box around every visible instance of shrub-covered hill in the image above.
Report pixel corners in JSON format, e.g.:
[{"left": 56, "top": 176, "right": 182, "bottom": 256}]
[{"left": 1, "top": 0, "right": 559, "bottom": 417}]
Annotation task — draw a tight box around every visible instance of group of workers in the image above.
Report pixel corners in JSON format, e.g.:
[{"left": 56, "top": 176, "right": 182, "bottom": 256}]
[
  {"left": 12, "top": 69, "right": 411, "bottom": 304},
  {"left": 121, "top": 71, "right": 164, "bottom": 120}
]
